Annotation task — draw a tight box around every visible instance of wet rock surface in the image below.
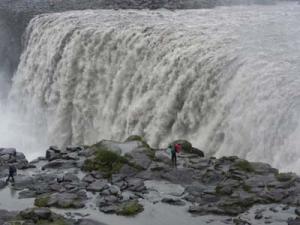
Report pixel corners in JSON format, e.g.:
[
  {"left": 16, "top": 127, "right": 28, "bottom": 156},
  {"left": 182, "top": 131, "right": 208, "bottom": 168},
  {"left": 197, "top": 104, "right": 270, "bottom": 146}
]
[
  {"left": 1, "top": 138, "right": 300, "bottom": 224},
  {"left": 0, "top": 148, "right": 30, "bottom": 173}
]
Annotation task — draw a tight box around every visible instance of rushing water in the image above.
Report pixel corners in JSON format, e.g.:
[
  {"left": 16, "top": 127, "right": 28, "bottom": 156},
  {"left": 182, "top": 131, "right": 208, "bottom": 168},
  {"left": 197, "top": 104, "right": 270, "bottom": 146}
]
[{"left": 1, "top": 3, "right": 300, "bottom": 171}]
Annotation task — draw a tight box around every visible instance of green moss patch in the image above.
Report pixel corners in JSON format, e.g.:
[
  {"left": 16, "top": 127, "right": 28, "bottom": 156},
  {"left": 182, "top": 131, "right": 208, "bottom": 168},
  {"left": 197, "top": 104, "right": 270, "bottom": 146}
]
[
  {"left": 275, "top": 172, "right": 294, "bottom": 182},
  {"left": 117, "top": 201, "right": 144, "bottom": 216},
  {"left": 233, "top": 160, "right": 254, "bottom": 173},
  {"left": 37, "top": 218, "right": 68, "bottom": 225},
  {"left": 34, "top": 195, "right": 50, "bottom": 207},
  {"left": 83, "top": 146, "right": 128, "bottom": 179},
  {"left": 242, "top": 184, "right": 252, "bottom": 192}
]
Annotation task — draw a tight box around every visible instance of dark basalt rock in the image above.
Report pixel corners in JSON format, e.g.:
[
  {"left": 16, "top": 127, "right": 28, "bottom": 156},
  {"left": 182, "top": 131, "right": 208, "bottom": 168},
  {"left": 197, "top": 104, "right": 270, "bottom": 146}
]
[
  {"left": 20, "top": 207, "right": 52, "bottom": 221},
  {"left": 288, "top": 217, "right": 300, "bottom": 225},
  {"left": 0, "top": 209, "right": 18, "bottom": 225},
  {"left": 125, "top": 147, "right": 153, "bottom": 170},
  {"left": 77, "top": 219, "right": 107, "bottom": 225},
  {"left": 0, "top": 147, "right": 29, "bottom": 169},
  {"left": 161, "top": 197, "right": 186, "bottom": 206},
  {"left": 42, "top": 159, "right": 78, "bottom": 170},
  {"left": 35, "top": 191, "right": 87, "bottom": 209},
  {"left": 86, "top": 180, "right": 109, "bottom": 192}
]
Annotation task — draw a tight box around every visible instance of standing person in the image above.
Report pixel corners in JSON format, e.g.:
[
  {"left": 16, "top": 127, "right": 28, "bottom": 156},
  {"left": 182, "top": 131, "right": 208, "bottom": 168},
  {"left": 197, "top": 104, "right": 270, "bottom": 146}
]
[
  {"left": 172, "top": 143, "right": 182, "bottom": 168},
  {"left": 6, "top": 164, "right": 17, "bottom": 184},
  {"left": 171, "top": 144, "right": 177, "bottom": 168}
]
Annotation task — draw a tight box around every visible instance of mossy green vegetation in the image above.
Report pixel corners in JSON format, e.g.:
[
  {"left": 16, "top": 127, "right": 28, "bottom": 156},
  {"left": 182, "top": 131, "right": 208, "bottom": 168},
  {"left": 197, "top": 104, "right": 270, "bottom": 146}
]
[
  {"left": 117, "top": 201, "right": 144, "bottom": 216},
  {"left": 34, "top": 195, "right": 50, "bottom": 207},
  {"left": 275, "top": 172, "right": 294, "bottom": 182},
  {"left": 5, "top": 221, "right": 23, "bottom": 225},
  {"left": 37, "top": 218, "right": 68, "bottom": 225},
  {"left": 242, "top": 184, "right": 252, "bottom": 192},
  {"left": 215, "top": 185, "right": 223, "bottom": 195},
  {"left": 233, "top": 160, "right": 254, "bottom": 173},
  {"left": 83, "top": 145, "right": 128, "bottom": 179}
]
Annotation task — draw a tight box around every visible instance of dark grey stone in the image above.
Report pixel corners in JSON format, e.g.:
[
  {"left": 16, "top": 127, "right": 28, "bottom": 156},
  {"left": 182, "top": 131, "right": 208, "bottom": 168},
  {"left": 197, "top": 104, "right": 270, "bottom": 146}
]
[
  {"left": 77, "top": 219, "right": 107, "bottom": 225},
  {"left": 87, "top": 180, "right": 108, "bottom": 192},
  {"left": 161, "top": 197, "right": 186, "bottom": 206}
]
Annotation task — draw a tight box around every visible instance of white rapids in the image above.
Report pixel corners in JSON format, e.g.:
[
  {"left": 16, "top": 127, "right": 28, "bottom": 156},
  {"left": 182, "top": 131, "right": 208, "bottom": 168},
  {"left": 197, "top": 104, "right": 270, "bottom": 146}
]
[{"left": 1, "top": 3, "right": 300, "bottom": 171}]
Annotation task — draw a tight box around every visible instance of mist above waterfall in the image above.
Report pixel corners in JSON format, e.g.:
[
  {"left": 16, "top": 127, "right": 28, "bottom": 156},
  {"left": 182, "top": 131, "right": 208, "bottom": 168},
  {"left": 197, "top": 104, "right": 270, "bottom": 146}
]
[{"left": 3, "top": 2, "right": 300, "bottom": 170}]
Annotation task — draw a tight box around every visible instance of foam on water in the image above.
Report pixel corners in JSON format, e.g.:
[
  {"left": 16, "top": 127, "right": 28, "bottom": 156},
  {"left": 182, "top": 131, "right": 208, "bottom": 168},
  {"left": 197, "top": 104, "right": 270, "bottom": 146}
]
[{"left": 1, "top": 3, "right": 300, "bottom": 170}]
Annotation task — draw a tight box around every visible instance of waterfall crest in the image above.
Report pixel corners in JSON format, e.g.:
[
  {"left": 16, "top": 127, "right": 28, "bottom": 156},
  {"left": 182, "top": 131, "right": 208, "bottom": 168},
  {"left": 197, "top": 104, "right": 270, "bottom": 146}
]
[{"left": 10, "top": 4, "right": 300, "bottom": 171}]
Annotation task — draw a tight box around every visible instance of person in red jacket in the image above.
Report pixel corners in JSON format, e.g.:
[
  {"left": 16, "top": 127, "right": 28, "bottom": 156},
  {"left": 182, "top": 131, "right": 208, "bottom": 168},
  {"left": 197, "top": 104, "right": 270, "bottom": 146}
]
[{"left": 171, "top": 143, "right": 182, "bottom": 168}]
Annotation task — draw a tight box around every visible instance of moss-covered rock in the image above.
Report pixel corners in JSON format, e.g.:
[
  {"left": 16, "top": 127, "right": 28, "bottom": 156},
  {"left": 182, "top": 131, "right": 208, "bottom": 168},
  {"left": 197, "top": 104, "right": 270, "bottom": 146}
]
[
  {"left": 124, "top": 147, "right": 155, "bottom": 170},
  {"left": 117, "top": 201, "right": 144, "bottom": 216},
  {"left": 35, "top": 193, "right": 86, "bottom": 209},
  {"left": 18, "top": 207, "right": 72, "bottom": 225},
  {"left": 172, "top": 140, "right": 192, "bottom": 152},
  {"left": 34, "top": 194, "right": 50, "bottom": 207},
  {"left": 275, "top": 172, "right": 295, "bottom": 182},
  {"left": 36, "top": 218, "right": 69, "bottom": 225},
  {"left": 242, "top": 184, "right": 252, "bottom": 192},
  {"left": 171, "top": 140, "right": 204, "bottom": 157},
  {"left": 232, "top": 160, "right": 254, "bottom": 173},
  {"left": 83, "top": 146, "right": 128, "bottom": 180}
]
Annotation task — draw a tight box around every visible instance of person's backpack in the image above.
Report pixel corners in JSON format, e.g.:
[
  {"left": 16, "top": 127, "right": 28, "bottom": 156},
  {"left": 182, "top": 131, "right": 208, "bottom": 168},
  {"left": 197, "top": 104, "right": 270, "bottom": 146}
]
[{"left": 175, "top": 144, "right": 181, "bottom": 153}]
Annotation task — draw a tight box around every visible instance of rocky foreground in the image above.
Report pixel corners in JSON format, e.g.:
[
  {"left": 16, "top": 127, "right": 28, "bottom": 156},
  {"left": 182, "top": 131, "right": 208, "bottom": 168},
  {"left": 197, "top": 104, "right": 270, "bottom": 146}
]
[{"left": 1, "top": 136, "right": 300, "bottom": 225}]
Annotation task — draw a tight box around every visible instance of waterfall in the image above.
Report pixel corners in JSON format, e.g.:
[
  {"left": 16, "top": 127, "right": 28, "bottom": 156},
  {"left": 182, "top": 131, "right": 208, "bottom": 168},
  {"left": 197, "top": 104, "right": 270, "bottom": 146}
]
[{"left": 8, "top": 3, "right": 300, "bottom": 171}]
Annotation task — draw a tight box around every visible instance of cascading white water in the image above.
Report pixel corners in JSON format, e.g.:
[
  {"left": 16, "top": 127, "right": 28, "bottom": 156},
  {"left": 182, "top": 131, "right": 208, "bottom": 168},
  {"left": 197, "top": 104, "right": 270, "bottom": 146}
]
[{"left": 7, "top": 3, "right": 300, "bottom": 171}]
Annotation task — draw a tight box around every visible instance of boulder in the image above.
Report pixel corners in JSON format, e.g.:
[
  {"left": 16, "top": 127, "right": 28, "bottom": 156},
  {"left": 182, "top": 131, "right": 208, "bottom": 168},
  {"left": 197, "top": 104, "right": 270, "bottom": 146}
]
[
  {"left": 126, "top": 178, "right": 146, "bottom": 192},
  {"left": 35, "top": 192, "right": 87, "bottom": 208},
  {"left": 13, "top": 175, "right": 34, "bottom": 190},
  {"left": 172, "top": 140, "right": 204, "bottom": 157},
  {"left": 161, "top": 168, "right": 195, "bottom": 185},
  {"left": 161, "top": 197, "right": 186, "bottom": 206},
  {"left": 87, "top": 180, "right": 109, "bottom": 192},
  {"left": 0, "top": 154, "right": 10, "bottom": 161},
  {"left": 125, "top": 147, "right": 153, "bottom": 170},
  {"left": 0, "top": 210, "right": 18, "bottom": 224},
  {"left": 16, "top": 159, "right": 29, "bottom": 169},
  {"left": 16, "top": 152, "right": 26, "bottom": 160},
  {"left": 0, "top": 148, "right": 16, "bottom": 156},
  {"left": 49, "top": 146, "right": 61, "bottom": 153},
  {"left": 82, "top": 174, "right": 96, "bottom": 184},
  {"left": 46, "top": 149, "right": 60, "bottom": 161},
  {"left": 20, "top": 207, "right": 52, "bottom": 221},
  {"left": 289, "top": 217, "right": 300, "bottom": 225},
  {"left": 63, "top": 173, "right": 79, "bottom": 183},
  {"left": 77, "top": 219, "right": 107, "bottom": 225},
  {"left": 185, "top": 182, "right": 206, "bottom": 197},
  {"left": 99, "top": 205, "right": 119, "bottom": 214},
  {"left": 66, "top": 145, "right": 84, "bottom": 152},
  {"left": 62, "top": 152, "right": 80, "bottom": 160},
  {"left": 42, "top": 160, "right": 77, "bottom": 170}
]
